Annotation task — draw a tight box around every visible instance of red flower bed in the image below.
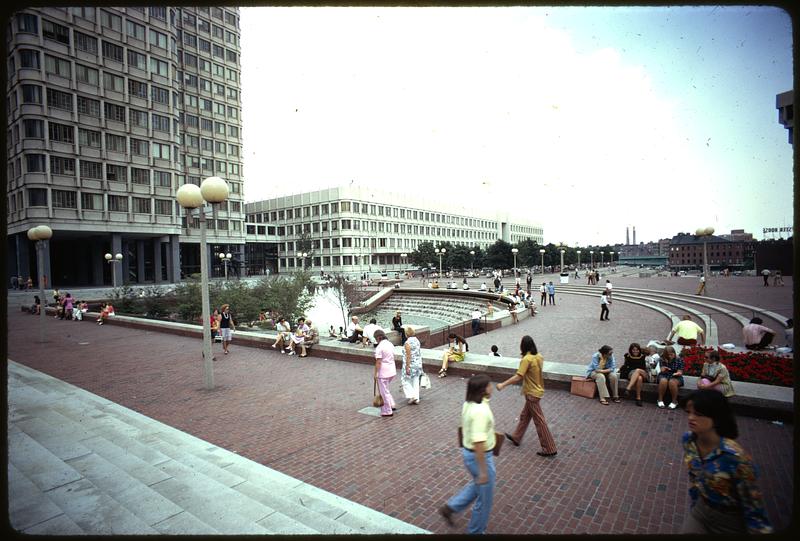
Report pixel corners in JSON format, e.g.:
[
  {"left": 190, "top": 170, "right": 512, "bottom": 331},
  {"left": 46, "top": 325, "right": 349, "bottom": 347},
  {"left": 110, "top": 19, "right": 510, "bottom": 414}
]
[{"left": 681, "top": 347, "right": 793, "bottom": 387}]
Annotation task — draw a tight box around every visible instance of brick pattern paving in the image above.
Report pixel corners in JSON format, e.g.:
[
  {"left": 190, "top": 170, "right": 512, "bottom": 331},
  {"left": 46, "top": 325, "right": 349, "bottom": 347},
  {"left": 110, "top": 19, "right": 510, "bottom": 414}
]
[{"left": 7, "top": 307, "right": 793, "bottom": 534}]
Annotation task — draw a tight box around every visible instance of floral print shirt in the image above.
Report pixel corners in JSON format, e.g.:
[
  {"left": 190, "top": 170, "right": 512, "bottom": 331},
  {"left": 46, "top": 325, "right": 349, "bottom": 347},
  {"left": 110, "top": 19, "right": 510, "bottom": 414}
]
[{"left": 682, "top": 431, "right": 772, "bottom": 533}]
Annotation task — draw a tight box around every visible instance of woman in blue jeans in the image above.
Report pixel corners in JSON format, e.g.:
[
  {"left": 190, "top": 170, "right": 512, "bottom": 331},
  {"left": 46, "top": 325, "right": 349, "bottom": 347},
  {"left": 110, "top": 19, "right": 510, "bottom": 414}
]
[{"left": 439, "top": 374, "right": 496, "bottom": 534}]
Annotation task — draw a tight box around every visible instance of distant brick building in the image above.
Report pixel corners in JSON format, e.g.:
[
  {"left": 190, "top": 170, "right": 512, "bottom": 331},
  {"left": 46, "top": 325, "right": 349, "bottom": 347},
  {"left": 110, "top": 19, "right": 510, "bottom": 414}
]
[{"left": 668, "top": 233, "right": 747, "bottom": 271}]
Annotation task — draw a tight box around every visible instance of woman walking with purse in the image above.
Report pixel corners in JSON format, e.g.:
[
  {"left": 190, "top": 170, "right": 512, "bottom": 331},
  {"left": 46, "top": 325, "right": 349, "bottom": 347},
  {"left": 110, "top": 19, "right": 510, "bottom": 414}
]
[
  {"left": 400, "top": 326, "right": 424, "bottom": 405},
  {"left": 373, "top": 330, "right": 397, "bottom": 417},
  {"left": 496, "top": 335, "right": 557, "bottom": 457},
  {"left": 439, "top": 374, "right": 497, "bottom": 534}
]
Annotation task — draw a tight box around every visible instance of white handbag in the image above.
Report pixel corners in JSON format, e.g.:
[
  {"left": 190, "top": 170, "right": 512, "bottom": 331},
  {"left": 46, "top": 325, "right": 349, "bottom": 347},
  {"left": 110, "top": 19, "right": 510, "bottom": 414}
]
[{"left": 420, "top": 372, "right": 432, "bottom": 389}]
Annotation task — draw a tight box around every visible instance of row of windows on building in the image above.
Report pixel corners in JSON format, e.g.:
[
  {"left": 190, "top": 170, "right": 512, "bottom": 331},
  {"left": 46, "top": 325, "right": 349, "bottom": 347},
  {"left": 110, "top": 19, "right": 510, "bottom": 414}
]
[
  {"left": 278, "top": 255, "right": 404, "bottom": 269},
  {"left": 14, "top": 9, "right": 240, "bottom": 59},
  {"left": 7, "top": 155, "right": 244, "bottom": 194},
  {"left": 10, "top": 116, "right": 240, "bottom": 159},
  {"left": 10, "top": 187, "right": 243, "bottom": 219},
  {"left": 11, "top": 45, "right": 241, "bottom": 106},
  {"left": 245, "top": 219, "right": 507, "bottom": 242},
  {"left": 272, "top": 237, "right": 478, "bottom": 253},
  {"left": 247, "top": 201, "right": 509, "bottom": 230}
]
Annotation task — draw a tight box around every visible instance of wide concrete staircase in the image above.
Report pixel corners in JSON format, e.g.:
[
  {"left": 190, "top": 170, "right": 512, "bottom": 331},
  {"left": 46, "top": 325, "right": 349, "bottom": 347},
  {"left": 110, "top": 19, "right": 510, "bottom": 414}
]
[{"left": 7, "top": 361, "right": 429, "bottom": 535}]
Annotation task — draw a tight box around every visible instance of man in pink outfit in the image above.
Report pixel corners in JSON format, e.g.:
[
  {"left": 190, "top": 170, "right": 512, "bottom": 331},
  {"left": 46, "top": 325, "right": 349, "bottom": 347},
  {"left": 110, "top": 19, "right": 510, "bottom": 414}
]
[{"left": 742, "top": 317, "right": 776, "bottom": 350}]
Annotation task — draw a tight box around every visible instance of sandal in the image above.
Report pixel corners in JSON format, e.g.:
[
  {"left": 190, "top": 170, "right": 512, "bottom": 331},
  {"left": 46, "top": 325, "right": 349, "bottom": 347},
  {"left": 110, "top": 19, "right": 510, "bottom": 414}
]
[
  {"left": 612, "top": 397, "right": 622, "bottom": 403},
  {"left": 438, "top": 369, "right": 447, "bottom": 378},
  {"left": 600, "top": 399, "right": 609, "bottom": 405}
]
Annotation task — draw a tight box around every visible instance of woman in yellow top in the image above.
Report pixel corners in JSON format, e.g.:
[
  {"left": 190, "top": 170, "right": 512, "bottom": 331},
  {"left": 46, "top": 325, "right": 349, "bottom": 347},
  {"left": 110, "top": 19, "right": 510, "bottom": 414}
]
[
  {"left": 496, "top": 335, "right": 557, "bottom": 457},
  {"left": 438, "top": 333, "right": 469, "bottom": 378},
  {"left": 439, "top": 374, "right": 496, "bottom": 534}
]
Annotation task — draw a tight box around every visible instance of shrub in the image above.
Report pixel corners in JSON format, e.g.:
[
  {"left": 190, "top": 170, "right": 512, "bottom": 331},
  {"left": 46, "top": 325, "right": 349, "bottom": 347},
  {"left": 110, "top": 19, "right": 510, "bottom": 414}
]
[{"left": 681, "top": 346, "right": 793, "bottom": 387}]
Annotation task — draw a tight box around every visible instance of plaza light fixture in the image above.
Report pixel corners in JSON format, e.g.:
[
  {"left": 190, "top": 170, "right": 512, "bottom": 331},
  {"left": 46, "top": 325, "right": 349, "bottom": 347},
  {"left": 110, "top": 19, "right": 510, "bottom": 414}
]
[
  {"left": 511, "top": 248, "right": 519, "bottom": 278},
  {"left": 609, "top": 251, "right": 615, "bottom": 268},
  {"left": 434, "top": 247, "right": 446, "bottom": 276},
  {"left": 600, "top": 251, "right": 605, "bottom": 267},
  {"left": 27, "top": 225, "right": 53, "bottom": 344},
  {"left": 539, "top": 248, "right": 546, "bottom": 276},
  {"left": 219, "top": 252, "right": 233, "bottom": 279},
  {"left": 177, "top": 176, "right": 229, "bottom": 391},
  {"left": 469, "top": 250, "right": 475, "bottom": 272},
  {"left": 400, "top": 252, "right": 408, "bottom": 271},
  {"left": 577, "top": 250, "right": 582, "bottom": 269},
  {"left": 696, "top": 226, "right": 715, "bottom": 295},
  {"left": 590, "top": 250, "right": 594, "bottom": 268},
  {"left": 104, "top": 252, "right": 124, "bottom": 287}
]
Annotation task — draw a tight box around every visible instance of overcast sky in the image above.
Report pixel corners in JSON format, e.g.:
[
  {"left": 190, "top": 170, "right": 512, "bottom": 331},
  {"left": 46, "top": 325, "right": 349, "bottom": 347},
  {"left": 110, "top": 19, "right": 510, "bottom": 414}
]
[{"left": 239, "top": 5, "right": 793, "bottom": 246}]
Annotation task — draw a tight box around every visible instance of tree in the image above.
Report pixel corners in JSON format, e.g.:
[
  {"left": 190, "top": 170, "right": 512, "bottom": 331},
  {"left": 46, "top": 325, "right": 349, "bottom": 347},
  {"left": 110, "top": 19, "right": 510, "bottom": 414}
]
[
  {"left": 448, "top": 244, "right": 472, "bottom": 271},
  {"left": 411, "top": 241, "right": 436, "bottom": 268},
  {"left": 515, "top": 239, "right": 540, "bottom": 268},
  {"left": 485, "top": 240, "right": 513, "bottom": 269},
  {"left": 327, "top": 273, "right": 371, "bottom": 328}
]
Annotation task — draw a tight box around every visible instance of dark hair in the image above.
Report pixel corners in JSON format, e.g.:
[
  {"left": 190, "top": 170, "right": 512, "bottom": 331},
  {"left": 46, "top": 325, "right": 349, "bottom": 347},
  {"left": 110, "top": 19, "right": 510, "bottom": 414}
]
[
  {"left": 465, "top": 374, "right": 492, "bottom": 404},
  {"left": 750, "top": 317, "right": 763, "bottom": 325},
  {"left": 787, "top": 318, "right": 793, "bottom": 327},
  {"left": 687, "top": 389, "right": 738, "bottom": 439},
  {"left": 627, "top": 343, "right": 642, "bottom": 356},
  {"left": 706, "top": 350, "right": 721, "bottom": 363},
  {"left": 448, "top": 333, "right": 469, "bottom": 351},
  {"left": 599, "top": 345, "right": 613, "bottom": 356},
  {"left": 370, "top": 318, "right": 377, "bottom": 324},
  {"left": 520, "top": 335, "right": 538, "bottom": 356},
  {"left": 373, "top": 329, "right": 387, "bottom": 342},
  {"left": 491, "top": 345, "right": 498, "bottom": 353}
]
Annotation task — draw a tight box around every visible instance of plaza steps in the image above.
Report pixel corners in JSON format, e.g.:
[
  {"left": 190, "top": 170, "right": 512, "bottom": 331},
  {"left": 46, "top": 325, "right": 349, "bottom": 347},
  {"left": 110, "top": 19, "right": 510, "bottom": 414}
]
[{"left": 7, "top": 361, "right": 429, "bottom": 535}]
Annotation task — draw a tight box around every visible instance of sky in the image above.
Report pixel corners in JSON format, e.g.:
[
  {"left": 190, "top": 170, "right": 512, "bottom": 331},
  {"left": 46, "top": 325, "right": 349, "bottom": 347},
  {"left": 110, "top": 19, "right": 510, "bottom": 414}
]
[{"left": 239, "top": 5, "right": 793, "bottom": 246}]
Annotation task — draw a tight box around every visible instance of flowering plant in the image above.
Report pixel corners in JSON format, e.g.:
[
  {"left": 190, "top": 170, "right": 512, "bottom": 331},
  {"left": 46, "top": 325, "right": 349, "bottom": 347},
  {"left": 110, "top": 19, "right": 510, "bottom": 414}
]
[{"left": 681, "top": 346, "right": 793, "bottom": 387}]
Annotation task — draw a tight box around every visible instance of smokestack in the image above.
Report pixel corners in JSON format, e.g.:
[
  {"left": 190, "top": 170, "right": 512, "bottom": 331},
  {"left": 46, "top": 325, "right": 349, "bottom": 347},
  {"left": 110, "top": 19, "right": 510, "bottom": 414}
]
[
  {"left": 626, "top": 227, "right": 630, "bottom": 246},
  {"left": 633, "top": 226, "right": 636, "bottom": 245}
]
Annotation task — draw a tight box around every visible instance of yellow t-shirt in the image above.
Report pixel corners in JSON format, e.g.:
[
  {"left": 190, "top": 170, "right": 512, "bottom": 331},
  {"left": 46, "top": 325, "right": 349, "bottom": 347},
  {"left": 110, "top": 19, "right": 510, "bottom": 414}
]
[
  {"left": 461, "top": 399, "right": 495, "bottom": 451},
  {"left": 517, "top": 352, "right": 545, "bottom": 398},
  {"left": 673, "top": 320, "right": 703, "bottom": 340}
]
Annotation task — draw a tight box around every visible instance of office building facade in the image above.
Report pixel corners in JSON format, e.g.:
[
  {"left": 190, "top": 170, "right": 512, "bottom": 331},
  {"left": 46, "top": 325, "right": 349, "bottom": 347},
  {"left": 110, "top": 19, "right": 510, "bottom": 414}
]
[
  {"left": 6, "top": 6, "right": 245, "bottom": 287},
  {"left": 244, "top": 186, "right": 544, "bottom": 275}
]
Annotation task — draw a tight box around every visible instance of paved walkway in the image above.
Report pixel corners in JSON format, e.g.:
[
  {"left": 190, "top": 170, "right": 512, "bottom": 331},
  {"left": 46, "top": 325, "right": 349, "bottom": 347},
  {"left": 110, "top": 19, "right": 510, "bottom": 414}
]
[{"left": 5, "top": 303, "right": 794, "bottom": 534}]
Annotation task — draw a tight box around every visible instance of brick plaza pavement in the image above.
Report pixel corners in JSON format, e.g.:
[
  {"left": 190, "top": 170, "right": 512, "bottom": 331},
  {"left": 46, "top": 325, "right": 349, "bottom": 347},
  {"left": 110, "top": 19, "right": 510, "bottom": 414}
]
[{"left": 6, "top": 306, "right": 793, "bottom": 534}]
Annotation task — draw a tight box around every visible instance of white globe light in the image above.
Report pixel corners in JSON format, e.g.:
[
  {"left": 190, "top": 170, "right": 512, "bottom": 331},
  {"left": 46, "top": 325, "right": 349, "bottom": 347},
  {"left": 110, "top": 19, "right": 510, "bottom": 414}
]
[
  {"left": 226, "top": 252, "right": 232, "bottom": 259},
  {"left": 105, "top": 253, "right": 113, "bottom": 261},
  {"left": 176, "top": 183, "right": 203, "bottom": 208},
  {"left": 27, "top": 228, "right": 39, "bottom": 241},
  {"left": 219, "top": 253, "right": 226, "bottom": 260},
  {"left": 704, "top": 226, "right": 715, "bottom": 236},
  {"left": 36, "top": 225, "right": 53, "bottom": 240},
  {"left": 695, "top": 227, "right": 705, "bottom": 236},
  {"left": 441, "top": 249, "right": 446, "bottom": 253},
  {"left": 200, "top": 176, "right": 229, "bottom": 203},
  {"left": 115, "top": 253, "right": 123, "bottom": 261}
]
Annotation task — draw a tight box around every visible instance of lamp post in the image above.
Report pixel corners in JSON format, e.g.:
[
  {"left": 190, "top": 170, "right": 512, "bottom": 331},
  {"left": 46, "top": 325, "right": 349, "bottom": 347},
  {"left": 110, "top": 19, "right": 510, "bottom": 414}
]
[
  {"left": 577, "top": 250, "right": 581, "bottom": 269},
  {"left": 298, "top": 251, "right": 308, "bottom": 271},
  {"left": 400, "top": 252, "right": 407, "bottom": 272},
  {"left": 177, "top": 176, "right": 229, "bottom": 391},
  {"left": 435, "top": 247, "right": 446, "bottom": 276},
  {"left": 609, "top": 251, "right": 615, "bottom": 268},
  {"left": 559, "top": 249, "right": 565, "bottom": 272},
  {"left": 511, "top": 248, "right": 519, "bottom": 279},
  {"left": 600, "top": 251, "right": 604, "bottom": 267},
  {"left": 539, "top": 248, "right": 545, "bottom": 276},
  {"left": 219, "top": 252, "right": 232, "bottom": 279},
  {"left": 104, "top": 252, "right": 123, "bottom": 287},
  {"left": 590, "top": 250, "right": 594, "bottom": 268},
  {"left": 27, "top": 225, "right": 53, "bottom": 344},
  {"left": 696, "top": 227, "right": 714, "bottom": 295},
  {"left": 469, "top": 250, "right": 475, "bottom": 274}
]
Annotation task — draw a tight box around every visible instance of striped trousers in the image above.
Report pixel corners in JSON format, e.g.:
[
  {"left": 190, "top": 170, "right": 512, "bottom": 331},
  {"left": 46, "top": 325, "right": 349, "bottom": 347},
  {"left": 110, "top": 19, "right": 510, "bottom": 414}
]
[{"left": 511, "top": 394, "right": 557, "bottom": 454}]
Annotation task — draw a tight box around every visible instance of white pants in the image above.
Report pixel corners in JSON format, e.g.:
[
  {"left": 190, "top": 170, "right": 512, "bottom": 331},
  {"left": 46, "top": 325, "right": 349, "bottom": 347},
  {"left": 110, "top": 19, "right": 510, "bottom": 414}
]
[{"left": 401, "top": 373, "right": 420, "bottom": 401}]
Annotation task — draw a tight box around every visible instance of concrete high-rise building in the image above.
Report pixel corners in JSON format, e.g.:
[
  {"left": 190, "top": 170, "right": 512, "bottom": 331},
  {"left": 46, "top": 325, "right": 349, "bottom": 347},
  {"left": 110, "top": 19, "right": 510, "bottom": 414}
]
[
  {"left": 776, "top": 89, "right": 793, "bottom": 145},
  {"left": 6, "top": 7, "right": 245, "bottom": 287},
  {"left": 632, "top": 226, "right": 636, "bottom": 246},
  {"left": 626, "top": 226, "right": 629, "bottom": 246}
]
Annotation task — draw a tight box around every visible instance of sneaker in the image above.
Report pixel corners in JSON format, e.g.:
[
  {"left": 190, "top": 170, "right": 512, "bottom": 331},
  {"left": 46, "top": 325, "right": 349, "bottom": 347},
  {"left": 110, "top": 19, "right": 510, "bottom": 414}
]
[
  {"left": 287, "top": 351, "right": 295, "bottom": 356},
  {"left": 657, "top": 401, "right": 666, "bottom": 409},
  {"left": 279, "top": 350, "right": 285, "bottom": 354},
  {"left": 668, "top": 402, "right": 678, "bottom": 409}
]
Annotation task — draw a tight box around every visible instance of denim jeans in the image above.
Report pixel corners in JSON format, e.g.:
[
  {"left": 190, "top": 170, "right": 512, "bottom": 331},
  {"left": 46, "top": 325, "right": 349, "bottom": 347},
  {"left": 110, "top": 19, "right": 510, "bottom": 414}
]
[{"left": 447, "top": 448, "right": 495, "bottom": 534}]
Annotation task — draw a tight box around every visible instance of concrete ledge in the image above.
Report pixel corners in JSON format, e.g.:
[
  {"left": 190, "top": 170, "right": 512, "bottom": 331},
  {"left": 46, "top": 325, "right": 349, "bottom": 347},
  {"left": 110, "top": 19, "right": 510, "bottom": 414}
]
[{"left": 22, "top": 305, "right": 792, "bottom": 421}]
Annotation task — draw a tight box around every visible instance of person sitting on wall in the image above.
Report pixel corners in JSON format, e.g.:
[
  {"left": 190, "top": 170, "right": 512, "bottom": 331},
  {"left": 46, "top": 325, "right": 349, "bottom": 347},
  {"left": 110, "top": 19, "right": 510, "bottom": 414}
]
[
  {"left": 742, "top": 317, "right": 776, "bottom": 350},
  {"left": 344, "top": 315, "right": 364, "bottom": 343},
  {"left": 362, "top": 318, "right": 383, "bottom": 347}
]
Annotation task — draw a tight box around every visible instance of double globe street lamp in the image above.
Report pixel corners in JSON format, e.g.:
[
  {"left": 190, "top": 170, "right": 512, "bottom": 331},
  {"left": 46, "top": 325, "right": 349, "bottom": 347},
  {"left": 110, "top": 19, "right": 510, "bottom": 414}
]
[
  {"left": 435, "top": 247, "right": 446, "bottom": 276},
  {"left": 696, "top": 226, "right": 715, "bottom": 296},
  {"left": 539, "top": 248, "right": 546, "bottom": 276},
  {"left": 104, "top": 252, "right": 123, "bottom": 287},
  {"left": 27, "top": 225, "right": 53, "bottom": 343},
  {"left": 177, "top": 176, "right": 229, "bottom": 391},
  {"left": 577, "top": 250, "right": 582, "bottom": 269},
  {"left": 511, "top": 248, "right": 519, "bottom": 279},
  {"left": 219, "top": 252, "right": 232, "bottom": 279}
]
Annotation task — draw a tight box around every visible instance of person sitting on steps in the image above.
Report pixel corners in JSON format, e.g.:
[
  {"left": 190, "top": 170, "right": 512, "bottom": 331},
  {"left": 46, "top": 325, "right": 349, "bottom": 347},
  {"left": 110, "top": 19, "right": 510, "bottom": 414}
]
[{"left": 439, "top": 333, "right": 469, "bottom": 378}]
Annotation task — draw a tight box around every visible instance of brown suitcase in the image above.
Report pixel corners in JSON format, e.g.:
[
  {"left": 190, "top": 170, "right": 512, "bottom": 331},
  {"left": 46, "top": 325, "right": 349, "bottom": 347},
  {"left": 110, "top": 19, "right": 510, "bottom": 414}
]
[{"left": 570, "top": 376, "right": 597, "bottom": 399}]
